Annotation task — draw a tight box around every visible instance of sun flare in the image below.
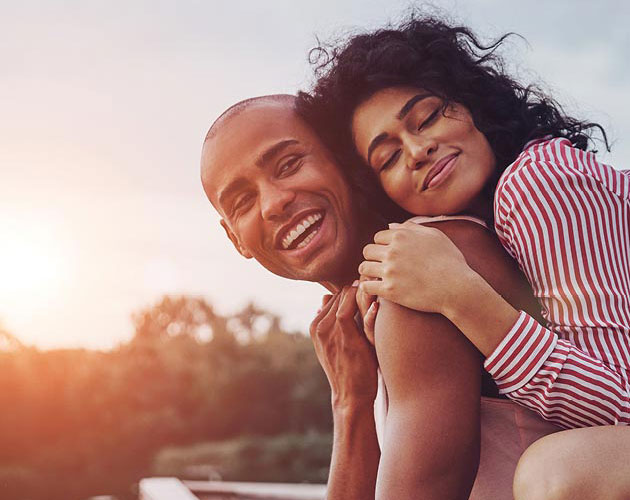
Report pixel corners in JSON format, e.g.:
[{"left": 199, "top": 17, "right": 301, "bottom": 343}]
[{"left": 0, "top": 224, "right": 69, "bottom": 302}]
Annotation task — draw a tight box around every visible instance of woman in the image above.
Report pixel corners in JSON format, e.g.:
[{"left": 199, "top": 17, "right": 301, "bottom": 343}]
[{"left": 297, "top": 14, "right": 630, "bottom": 499}]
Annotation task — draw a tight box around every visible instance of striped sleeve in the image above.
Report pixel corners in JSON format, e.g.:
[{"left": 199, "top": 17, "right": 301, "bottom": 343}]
[
  {"left": 488, "top": 139, "right": 630, "bottom": 428},
  {"left": 484, "top": 311, "right": 630, "bottom": 427}
]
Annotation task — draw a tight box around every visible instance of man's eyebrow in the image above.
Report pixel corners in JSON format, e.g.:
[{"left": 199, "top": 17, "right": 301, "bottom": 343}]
[
  {"left": 256, "top": 139, "right": 299, "bottom": 167},
  {"left": 397, "top": 93, "right": 432, "bottom": 120},
  {"left": 218, "top": 177, "right": 249, "bottom": 211}
]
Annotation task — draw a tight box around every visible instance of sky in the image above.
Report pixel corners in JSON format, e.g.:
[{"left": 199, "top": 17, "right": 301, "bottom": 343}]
[{"left": 1, "top": 0, "right": 629, "bottom": 349}]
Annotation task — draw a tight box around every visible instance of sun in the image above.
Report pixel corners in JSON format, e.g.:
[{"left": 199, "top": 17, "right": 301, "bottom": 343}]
[{"left": 0, "top": 223, "right": 69, "bottom": 303}]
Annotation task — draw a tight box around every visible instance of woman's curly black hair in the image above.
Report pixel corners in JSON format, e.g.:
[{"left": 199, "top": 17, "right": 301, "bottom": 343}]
[{"left": 296, "top": 14, "right": 608, "bottom": 222}]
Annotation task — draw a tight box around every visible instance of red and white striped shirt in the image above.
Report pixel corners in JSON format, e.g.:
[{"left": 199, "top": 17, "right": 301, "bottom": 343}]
[{"left": 484, "top": 137, "right": 630, "bottom": 428}]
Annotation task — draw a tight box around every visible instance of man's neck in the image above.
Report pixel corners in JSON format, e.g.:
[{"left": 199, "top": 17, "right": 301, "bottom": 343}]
[{"left": 319, "top": 215, "right": 386, "bottom": 294}]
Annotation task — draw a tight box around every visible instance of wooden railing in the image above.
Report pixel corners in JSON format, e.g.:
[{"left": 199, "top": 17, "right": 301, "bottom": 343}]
[{"left": 139, "top": 477, "right": 326, "bottom": 500}]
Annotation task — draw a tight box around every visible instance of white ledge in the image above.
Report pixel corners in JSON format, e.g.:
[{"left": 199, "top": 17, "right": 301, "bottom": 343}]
[
  {"left": 184, "top": 480, "right": 326, "bottom": 499},
  {"left": 139, "top": 478, "right": 200, "bottom": 500}
]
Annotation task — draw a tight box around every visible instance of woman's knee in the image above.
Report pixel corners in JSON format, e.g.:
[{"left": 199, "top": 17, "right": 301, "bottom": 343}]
[
  {"left": 513, "top": 427, "right": 630, "bottom": 500},
  {"left": 513, "top": 432, "right": 581, "bottom": 500}
]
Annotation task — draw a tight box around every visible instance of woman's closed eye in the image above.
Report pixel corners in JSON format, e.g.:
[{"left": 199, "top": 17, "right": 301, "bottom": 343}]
[
  {"left": 418, "top": 108, "right": 440, "bottom": 130},
  {"left": 380, "top": 149, "right": 402, "bottom": 172}
]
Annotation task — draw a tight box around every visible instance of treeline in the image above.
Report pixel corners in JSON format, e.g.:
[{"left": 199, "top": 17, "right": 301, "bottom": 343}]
[{"left": 0, "top": 297, "right": 332, "bottom": 500}]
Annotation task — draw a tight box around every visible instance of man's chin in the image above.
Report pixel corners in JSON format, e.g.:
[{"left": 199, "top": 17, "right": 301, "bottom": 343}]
[{"left": 268, "top": 248, "right": 343, "bottom": 284}]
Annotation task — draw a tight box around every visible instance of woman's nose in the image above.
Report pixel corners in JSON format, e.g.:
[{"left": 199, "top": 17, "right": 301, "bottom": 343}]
[{"left": 405, "top": 137, "right": 437, "bottom": 170}]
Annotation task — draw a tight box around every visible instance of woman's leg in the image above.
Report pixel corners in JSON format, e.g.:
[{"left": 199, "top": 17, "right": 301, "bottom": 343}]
[{"left": 514, "top": 426, "right": 630, "bottom": 500}]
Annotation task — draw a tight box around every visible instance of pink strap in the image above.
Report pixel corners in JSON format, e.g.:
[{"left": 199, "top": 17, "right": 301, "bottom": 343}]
[{"left": 404, "top": 214, "right": 488, "bottom": 229}]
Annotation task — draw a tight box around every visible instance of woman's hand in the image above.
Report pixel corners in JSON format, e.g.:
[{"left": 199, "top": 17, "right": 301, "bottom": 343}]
[
  {"left": 310, "top": 286, "right": 378, "bottom": 408},
  {"left": 358, "top": 222, "right": 477, "bottom": 317}
]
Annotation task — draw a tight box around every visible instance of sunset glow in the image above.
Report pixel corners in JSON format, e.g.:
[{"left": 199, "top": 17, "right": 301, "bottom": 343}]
[{"left": 0, "top": 222, "right": 70, "bottom": 306}]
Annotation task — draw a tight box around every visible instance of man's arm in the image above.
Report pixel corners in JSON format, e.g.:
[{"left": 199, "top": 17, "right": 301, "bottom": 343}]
[
  {"left": 372, "top": 220, "right": 541, "bottom": 500},
  {"left": 310, "top": 288, "right": 380, "bottom": 499},
  {"left": 328, "top": 401, "right": 380, "bottom": 499},
  {"left": 374, "top": 302, "right": 482, "bottom": 500}
]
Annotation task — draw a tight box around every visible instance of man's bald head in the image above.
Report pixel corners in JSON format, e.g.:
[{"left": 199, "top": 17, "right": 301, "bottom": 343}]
[{"left": 204, "top": 94, "right": 296, "bottom": 145}]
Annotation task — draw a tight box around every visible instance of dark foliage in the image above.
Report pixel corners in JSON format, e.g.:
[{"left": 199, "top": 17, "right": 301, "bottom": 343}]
[{"left": 0, "top": 297, "right": 331, "bottom": 500}]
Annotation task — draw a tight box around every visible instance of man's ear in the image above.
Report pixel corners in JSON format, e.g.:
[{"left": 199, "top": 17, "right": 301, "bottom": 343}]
[{"left": 220, "top": 219, "right": 253, "bottom": 259}]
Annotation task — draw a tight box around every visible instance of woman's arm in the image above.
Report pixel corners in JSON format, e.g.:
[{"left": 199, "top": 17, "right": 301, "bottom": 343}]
[{"left": 361, "top": 220, "right": 630, "bottom": 428}]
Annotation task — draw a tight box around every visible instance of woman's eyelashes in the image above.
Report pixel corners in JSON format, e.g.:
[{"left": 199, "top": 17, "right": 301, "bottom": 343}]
[
  {"left": 418, "top": 108, "right": 440, "bottom": 130},
  {"left": 380, "top": 149, "right": 401, "bottom": 172}
]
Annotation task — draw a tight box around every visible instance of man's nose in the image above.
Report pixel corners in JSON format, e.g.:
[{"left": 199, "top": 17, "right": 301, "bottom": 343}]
[
  {"left": 259, "top": 182, "right": 296, "bottom": 220},
  {"left": 405, "top": 136, "right": 437, "bottom": 170}
]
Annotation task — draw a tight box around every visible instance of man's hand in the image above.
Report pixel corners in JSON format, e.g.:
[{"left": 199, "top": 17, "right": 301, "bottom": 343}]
[
  {"left": 356, "top": 278, "right": 378, "bottom": 346},
  {"left": 310, "top": 285, "right": 378, "bottom": 409}
]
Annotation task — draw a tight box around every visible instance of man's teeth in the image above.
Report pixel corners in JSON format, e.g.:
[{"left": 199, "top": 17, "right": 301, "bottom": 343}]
[{"left": 282, "top": 213, "right": 323, "bottom": 249}]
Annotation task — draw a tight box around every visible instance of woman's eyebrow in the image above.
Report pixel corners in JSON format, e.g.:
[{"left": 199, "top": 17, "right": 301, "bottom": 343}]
[
  {"left": 397, "top": 93, "right": 432, "bottom": 120},
  {"left": 367, "top": 132, "right": 388, "bottom": 166}
]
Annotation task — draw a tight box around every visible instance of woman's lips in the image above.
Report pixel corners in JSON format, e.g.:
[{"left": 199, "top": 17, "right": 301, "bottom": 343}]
[{"left": 422, "top": 154, "right": 459, "bottom": 190}]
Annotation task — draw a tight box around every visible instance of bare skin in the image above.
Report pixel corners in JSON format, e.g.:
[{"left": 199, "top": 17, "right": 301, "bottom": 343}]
[
  {"left": 314, "top": 219, "right": 542, "bottom": 500},
  {"left": 310, "top": 288, "right": 380, "bottom": 500},
  {"left": 514, "top": 426, "right": 630, "bottom": 500}
]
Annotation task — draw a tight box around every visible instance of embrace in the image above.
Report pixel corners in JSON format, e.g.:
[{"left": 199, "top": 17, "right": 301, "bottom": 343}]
[{"left": 200, "top": 16, "right": 630, "bottom": 500}]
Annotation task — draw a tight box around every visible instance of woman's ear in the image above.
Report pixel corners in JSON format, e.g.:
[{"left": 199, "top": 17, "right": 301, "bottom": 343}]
[{"left": 220, "top": 219, "right": 253, "bottom": 259}]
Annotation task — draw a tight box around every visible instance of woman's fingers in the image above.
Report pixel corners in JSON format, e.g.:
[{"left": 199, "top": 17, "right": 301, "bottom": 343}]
[
  {"left": 359, "top": 279, "right": 384, "bottom": 297},
  {"left": 373, "top": 229, "right": 396, "bottom": 245},
  {"left": 363, "top": 243, "right": 388, "bottom": 262},
  {"left": 359, "top": 260, "right": 384, "bottom": 279}
]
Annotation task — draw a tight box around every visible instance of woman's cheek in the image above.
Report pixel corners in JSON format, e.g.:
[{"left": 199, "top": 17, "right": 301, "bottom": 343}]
[{"left": 385, "top": 170, "right": 409, "bottom": 208}]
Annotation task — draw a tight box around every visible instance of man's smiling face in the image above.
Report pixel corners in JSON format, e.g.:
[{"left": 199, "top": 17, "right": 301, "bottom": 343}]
[{"left": 201, "top": 99, "right": 362, "bottom": 285}]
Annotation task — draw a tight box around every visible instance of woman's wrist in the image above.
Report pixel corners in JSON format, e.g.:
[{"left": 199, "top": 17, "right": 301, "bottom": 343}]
[
  {"left": 440, "top": 268, "right": 482, "bottom": 319},
  {"left": 443, "top": 270, "right": 520, "bottom": 357}
]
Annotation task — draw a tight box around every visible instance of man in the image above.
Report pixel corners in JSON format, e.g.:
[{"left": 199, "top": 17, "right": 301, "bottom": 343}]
[{"left": 200, "top": 95, "right": 556, "bottom": 499}]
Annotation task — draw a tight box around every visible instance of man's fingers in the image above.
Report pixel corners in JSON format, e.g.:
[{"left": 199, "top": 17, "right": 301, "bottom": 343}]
[
  {"left": 356, "top": 286, "right": 374, "bottom": 318},
  {"left": 363, "top": 301, "right": 378, "bottom": 345},
  {"left": 362, "top": 243, "right": 387, "bottom": 262},
  {"left": 320, "top": 294, "right": 333, "bottom": 311},
  {"left": 373, "top": 229, "right": 395, "bottom": 245},
  {"left": 358, "top": 260, "right": 384, "bottom": 280},
  {"left": 337, "top": 286, "right": 359, "bottom": 321},
  {"left": 310, "top": 293, "right": 341, "bottom": 337}
]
